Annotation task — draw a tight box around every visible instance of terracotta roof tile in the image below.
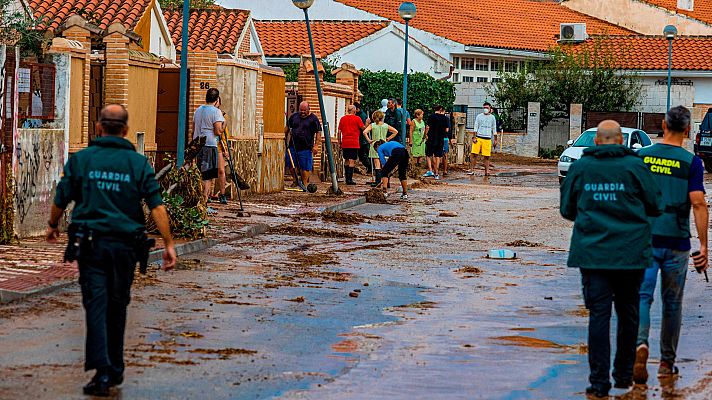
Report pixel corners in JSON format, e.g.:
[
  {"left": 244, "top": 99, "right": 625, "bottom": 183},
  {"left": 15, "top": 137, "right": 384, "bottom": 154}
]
[
  {"left": 163, "top": 8, "right": 250, "bottom": 53},
  {"left": 573, "top": 35, "right": 712, "bottom": 71},
  {"left": 255, "top": 20, "right": 389, "bottom": 58},
  {"left": 335, "top": 0, "right": 633, "bottom": 52},
  {"left": 27, "top": 0, "right": 152, "bottom": 31},
  {"left": 640, "top": 0, "right": 712, "bottom": 26}
]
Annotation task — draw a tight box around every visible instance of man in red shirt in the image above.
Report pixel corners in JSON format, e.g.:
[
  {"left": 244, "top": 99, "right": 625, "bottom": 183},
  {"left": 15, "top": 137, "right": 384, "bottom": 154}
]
[{"left": 338, "top": 105, "right": 365, "bottom": 185}]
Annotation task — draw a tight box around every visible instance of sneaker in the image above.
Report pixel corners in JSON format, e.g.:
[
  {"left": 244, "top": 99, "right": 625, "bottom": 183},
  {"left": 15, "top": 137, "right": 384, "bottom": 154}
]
[
  {"left": 434, "top": 174, "right": 441, "bottom": 180},
  {"left": 422, "top": 170, "right": 435, "bottom": 178},
  {"left": 219, "top": 194, "right": 228, "bottom": 205},
  {"left": 467, "top": 171, "right": 475, "bottom": 176},
  {"left": 633, "top": 344, "right": 649, "bottom": 384},
  {"left": 585, "top": 386, "right": 608, "bottom": 399},
  {"left": 207, "top": 207, "right": 217, "bottom": 215},
  {"left": 658, "top": 361, "right": 679, "bottom": 377},
  {"left": 383, "top": 192, "right": 390, "bottom": 198},
  {"left": 400, "top": 194, "right": 408, "bottom": 200}
]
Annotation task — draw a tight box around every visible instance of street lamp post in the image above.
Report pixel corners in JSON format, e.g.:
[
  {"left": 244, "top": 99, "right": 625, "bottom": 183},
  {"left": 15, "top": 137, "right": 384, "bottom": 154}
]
[
  {"left": 399, "top": 2, "right": 417, "bottom": 144},
  {"left": 292, "top": 0, "right": 340, "bottom": 194},
  {"left": 176, "top": 0, "right": 191, "bottom": 167},
  {"left": 664, "top": 24, "right": 677, "bottom": 112}
]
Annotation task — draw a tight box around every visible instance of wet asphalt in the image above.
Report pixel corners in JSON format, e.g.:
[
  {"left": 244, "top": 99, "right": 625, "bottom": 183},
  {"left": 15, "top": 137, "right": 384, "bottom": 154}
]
[{"left": 2, "top": 165, "right": 712, "bottom": 399}]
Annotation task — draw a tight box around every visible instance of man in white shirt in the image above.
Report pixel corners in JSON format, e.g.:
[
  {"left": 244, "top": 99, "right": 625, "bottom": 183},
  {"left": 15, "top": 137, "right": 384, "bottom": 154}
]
[
  {"left": 469, "top": 102, "right": 497, "bottom": 176},
  {"left": 192, "top": 88, "right": 225, "bottom": 207}
]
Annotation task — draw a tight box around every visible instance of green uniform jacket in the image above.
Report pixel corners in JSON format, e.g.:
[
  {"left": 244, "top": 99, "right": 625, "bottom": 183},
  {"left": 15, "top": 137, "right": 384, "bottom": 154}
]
[
  {"left": 54, "top": 136, "right": 163, "bottom": 235},
  {"left": 560, "top": 144, "right": 663, "bottom": 270}
]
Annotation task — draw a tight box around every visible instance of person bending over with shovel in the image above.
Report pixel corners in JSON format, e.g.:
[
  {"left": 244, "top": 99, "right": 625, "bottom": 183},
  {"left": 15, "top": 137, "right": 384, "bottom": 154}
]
[{"left": 373, "top": 139, "right": 410, "bottom": 200}]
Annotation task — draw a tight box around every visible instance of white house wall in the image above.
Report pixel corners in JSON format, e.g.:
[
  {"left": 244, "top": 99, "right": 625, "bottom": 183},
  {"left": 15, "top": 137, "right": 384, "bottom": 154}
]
[
  {"left": 217, "top": 0, "right": 381, "bottom": 20},
  {"left": 149, "top": 4, "right": 176, "bottom": 60},
  {"left": 334, "top": 30, "right": 447, "bottom": 78},
  {"left": 692, "top": 78, "right": 712, "bottom": 105}
]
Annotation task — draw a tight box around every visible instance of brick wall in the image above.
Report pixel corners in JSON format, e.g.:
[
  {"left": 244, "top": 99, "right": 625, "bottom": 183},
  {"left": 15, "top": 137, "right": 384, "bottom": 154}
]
[{"left": 238, "top": 29, "right": 251, "bottom": 58}]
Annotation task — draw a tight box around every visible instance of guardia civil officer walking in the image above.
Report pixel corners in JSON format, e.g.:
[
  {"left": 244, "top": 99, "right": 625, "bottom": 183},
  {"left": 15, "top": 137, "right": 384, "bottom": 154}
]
[
  {"left": 560, "top": 120, "right": 663, "bottom": 399},
  {"left": 47, "top": 104, "right": 177, "bottom": 397},
  {"left": 633, "top": 106, "right": 709, "bottom": 384}
]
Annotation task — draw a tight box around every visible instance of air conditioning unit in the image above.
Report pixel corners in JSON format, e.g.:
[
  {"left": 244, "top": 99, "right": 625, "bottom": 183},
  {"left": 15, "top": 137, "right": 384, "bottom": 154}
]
[{"left": 559, "top": 23, "right": 588, "bottom": 42}]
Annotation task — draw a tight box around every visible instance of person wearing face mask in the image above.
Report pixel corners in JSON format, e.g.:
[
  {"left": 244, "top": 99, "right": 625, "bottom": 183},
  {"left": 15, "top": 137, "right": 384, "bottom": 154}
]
[{"left": 469, "top": 102, "right": 497, "bottom": 176}]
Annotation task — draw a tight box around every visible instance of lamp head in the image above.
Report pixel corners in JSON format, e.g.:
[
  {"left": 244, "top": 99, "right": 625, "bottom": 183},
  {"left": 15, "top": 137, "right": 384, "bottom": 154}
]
[
  {"left": 663, "top": 24, "right": 678, "bottom": 39},
  {"left": 292, "top": 0, "right": 315, "bottom": 9},
  {"left": 398, "top": 2, "right": 417, "bottom": 21}
]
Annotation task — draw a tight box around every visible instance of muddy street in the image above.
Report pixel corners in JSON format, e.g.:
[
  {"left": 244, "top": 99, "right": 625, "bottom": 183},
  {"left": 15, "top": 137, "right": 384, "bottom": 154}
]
[{"left": 2, "top": 166, "right": 712, "bottom": 399}]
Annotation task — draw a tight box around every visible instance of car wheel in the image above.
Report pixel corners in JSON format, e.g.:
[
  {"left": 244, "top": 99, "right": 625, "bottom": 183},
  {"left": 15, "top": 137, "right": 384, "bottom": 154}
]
[{"left": 705, "top": 160, "right": 712, "bottom": 174}]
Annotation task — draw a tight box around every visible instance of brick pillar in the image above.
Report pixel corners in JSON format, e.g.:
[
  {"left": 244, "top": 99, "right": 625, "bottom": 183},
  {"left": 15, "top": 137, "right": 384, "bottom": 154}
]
[
  {"left": 297, "top": 54, "right": 325, "bottom": 174},
  {"left": 60, "top": 15, "right": 91, "bottom": 150},
  {"left": 333, "top": 63, "right": 361, "bottom": 103},
  {"left": 182, "top": 50, "right": 218, "bottom": 132},
  {"left": 103, "top": 23, "right": 130, "bottom": 107}
]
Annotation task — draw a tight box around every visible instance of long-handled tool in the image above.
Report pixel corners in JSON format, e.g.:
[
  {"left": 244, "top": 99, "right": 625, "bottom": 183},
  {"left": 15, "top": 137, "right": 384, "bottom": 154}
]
[
  {"left": 220, "top": 135, "right": 250, "bottom": 218},
  {"left": 285, "top": 131, "right": 307, "bottom": 192}
]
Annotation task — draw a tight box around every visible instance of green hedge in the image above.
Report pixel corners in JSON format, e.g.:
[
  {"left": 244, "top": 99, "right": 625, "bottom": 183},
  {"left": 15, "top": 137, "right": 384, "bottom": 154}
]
[{"left": 358, "top": 70, "right": 455, "bottom": 115}]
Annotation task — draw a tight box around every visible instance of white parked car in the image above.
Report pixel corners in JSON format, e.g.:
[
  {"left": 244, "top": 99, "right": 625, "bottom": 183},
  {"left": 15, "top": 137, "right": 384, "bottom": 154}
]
[{"left": 558, "top": 127, "right": 653, "bottom": 183}]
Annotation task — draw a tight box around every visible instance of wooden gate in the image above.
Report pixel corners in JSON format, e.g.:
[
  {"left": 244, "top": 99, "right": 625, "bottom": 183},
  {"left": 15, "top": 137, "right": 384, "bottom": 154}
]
[
  {"left": 155, "top": 68, "right": 189, "bottom": 168},
  {"left": 88, "top": 63, "right": 104, "bottom": 142}
]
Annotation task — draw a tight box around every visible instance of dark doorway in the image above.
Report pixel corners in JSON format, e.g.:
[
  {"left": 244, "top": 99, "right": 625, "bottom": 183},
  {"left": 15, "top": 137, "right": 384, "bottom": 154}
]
[
  {"left": 155, "top": 68, "right": 189, "bottom": 169},
  {"left": 88, "top": 63, "right": 104, "bottom": 142}
]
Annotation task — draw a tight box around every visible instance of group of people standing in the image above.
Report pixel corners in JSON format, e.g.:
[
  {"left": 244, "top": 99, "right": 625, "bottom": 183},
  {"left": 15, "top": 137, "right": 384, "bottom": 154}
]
[{"left": 561, "top": 106, "right": 708, "bottom": 399}]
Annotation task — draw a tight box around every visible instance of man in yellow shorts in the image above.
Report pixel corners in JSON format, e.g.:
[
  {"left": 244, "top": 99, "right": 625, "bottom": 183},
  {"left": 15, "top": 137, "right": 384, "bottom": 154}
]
[{"left": 468, "top": 102, "right": 497, "bottom": 176}]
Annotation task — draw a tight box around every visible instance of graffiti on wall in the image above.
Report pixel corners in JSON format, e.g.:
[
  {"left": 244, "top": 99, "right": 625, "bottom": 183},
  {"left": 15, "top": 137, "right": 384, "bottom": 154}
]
[{"left": 13, "top": 129, "right": 64, "bottom": 237}]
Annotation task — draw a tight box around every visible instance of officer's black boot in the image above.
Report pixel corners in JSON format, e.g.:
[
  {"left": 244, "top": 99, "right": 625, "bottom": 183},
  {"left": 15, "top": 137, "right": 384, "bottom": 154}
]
[{"left": 83, "top": 368, "right": 112, "bottom": 397}]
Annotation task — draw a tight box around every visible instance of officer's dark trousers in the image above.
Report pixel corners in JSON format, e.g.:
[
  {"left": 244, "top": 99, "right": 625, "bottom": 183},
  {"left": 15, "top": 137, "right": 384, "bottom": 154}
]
[
  {"left": 581, "top": 268, "right": 644, "bottom": 392},
  {"left": 78, "top": 238, "right": 136, "bottom": 375}
]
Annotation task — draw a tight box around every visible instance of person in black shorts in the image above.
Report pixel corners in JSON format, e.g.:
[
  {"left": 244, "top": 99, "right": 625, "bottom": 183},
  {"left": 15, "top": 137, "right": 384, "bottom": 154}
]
[
  {"left": 374, "top": 140, "right": 410, "bottom": 199},
  {"left": 423, "top": 105, "right": 449, "bottom": 180}
]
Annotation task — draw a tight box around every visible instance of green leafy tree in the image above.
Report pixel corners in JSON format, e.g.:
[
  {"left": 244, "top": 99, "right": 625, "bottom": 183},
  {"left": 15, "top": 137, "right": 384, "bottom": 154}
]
[
  {"left": 359, "top": 70, "right": 456, "bottom": 115},
  {"left": 488, "top": 38, "right": 642, "bottom": 128},
  {"left": 158, "top": 0, "right": 216, "bottom": 9},
  {"left": 280, "top": 60, "right": 338, "bottom": 84},
  {"left": 0, "top": 0, "right": 47, "bottom": 57}
]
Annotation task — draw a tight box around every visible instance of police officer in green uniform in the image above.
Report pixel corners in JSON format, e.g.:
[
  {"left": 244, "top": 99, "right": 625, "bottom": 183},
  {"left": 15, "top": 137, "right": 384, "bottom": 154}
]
[
  {"left": 633, "top": 106, "right": 709, "bottom": 384},
  {"left": 46, "top": 104, "right": 177, "bottom": 397},
  {"left": 561, "top": 120, "right": 663, "bottom": 399}
]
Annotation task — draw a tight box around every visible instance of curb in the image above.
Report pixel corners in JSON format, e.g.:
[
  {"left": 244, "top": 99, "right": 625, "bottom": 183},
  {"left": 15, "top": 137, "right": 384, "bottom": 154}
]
[
  {"left": 0, "top": 223, "right": 270, "bottom": 304},
  {"left": 320, "top": 197, "right": 367, "bottom": 213}
]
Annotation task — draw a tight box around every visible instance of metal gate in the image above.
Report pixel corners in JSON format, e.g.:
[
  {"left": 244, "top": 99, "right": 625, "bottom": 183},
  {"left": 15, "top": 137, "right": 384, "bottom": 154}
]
[{"left": 584, "top": 111, "right": 665, "bottom": 136}]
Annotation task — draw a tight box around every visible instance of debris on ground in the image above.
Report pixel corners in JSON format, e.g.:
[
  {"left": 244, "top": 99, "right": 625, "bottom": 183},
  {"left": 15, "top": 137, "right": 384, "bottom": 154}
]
[
  {"left": 455, "top": 267, "right": 482, "bottom": 275},
  {"left": 365, "top": 188, "right": 388, "bottom": 204},
  {"left": 287, "top": 296, "right": 305, "bottom": 303},
  {"left": 268, "top": 225, "right": 357, "bottom": 239},
  {"left": 438, "top": 211, "right": 458, "bottom": 217},
  {"left": 394, "top": 301, "right": 437, "bottom": 309},
  {"left": 189, "top": 348, "right": 258, "bottom": 356},
  {"left": 349, "top": 291, "right": 360, "bottom": 298},
  {"left": 179, "top": 332, "right": 204, "bottom": 339},
  {"left": 321, "top": 210, "right": 367, "bottom": 225},
  {"left": 487, "top": 249, "right": 517, "bottom": 259},
  {"left": 505, "top": 240, "right": 543, "bottom": 247}
]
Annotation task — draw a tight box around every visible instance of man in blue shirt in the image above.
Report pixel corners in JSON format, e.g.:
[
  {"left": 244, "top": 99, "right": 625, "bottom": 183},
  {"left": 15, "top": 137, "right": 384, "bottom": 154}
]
[
  {"left": 374, "top": 140, "right": 410, "bottom": 199},
  {"left": 634, "top": 106, "right": 709, "bottom": 384}
]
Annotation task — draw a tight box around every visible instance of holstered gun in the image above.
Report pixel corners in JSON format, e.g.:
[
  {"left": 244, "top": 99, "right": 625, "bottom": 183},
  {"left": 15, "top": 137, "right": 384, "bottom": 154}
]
[
  {"left": 137, "top": 235, "right": 156, "bottom": 274},
  {"left": 64, "top": 224, "right": 91, "bottom": 263}
]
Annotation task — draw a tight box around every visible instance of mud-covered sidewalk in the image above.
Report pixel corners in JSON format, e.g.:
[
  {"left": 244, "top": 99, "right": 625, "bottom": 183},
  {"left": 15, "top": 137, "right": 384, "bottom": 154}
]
[{"left": 2, "top": 159, "right": 712, "bottom": 399}]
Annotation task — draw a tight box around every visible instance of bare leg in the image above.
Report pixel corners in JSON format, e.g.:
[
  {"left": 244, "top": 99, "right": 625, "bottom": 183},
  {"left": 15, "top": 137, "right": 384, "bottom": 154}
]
[
  {"left": 380, "top": 177, "right": 389, "bottom": 193},
  {"left": 426, "top": 156, "right": 433, "bottom": 172},
  {"left": 401, "top": 179, "right": 407, "bottom": 195},
  {"left": 484, "top": 156, "right": 491, "bottom": 176},
  {"left": 433, "top": 157, "right": 441, "bottom": 176},
  {"left": 470, "top": 153, "right": 476, "bottom": 171},
  {"left": 217, "top": 152, "right": 226, "bottom": 195},
  {"left": 202, "top": 180, "right": 212, "bottom": 203},
  {"left": 443, "top": 154, "right": 449, "bottom": 174},
  {"left": 302, "top": 170, "right": 311, "bottom": 185}
]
